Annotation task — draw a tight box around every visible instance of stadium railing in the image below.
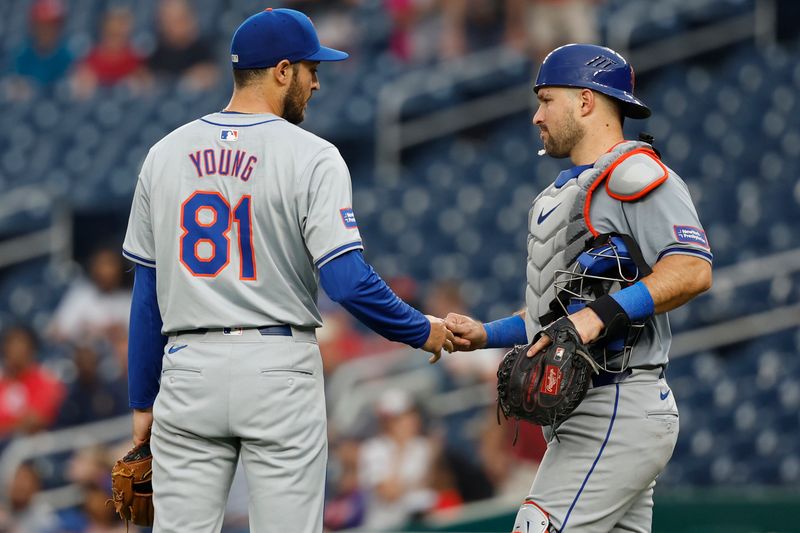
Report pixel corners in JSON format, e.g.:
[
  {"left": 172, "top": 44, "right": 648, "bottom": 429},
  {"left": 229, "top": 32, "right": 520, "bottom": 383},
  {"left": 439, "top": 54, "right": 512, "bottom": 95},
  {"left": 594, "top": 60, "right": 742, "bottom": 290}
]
[{"left": 374, "top": 0, "right": 777, "bottom": 182}]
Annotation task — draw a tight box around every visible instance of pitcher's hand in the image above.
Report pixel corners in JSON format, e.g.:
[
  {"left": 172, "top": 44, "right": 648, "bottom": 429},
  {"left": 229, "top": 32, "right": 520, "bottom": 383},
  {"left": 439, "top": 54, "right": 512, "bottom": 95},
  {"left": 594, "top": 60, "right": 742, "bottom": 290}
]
[
  {"left": 422, "top": 315, "right": 456, "bottom": 364},
  {"left": 444, "top": 313, "right": 486, "bottom": 352}
]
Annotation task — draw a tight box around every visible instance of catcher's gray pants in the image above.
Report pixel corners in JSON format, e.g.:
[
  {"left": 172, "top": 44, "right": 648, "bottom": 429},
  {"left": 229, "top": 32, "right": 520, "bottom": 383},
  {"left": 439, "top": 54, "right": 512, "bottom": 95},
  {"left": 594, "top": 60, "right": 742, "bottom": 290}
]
[
  {"left": 150, "top": 327, "right": 326, "bottom": 533},
  {"left": 524, "top": 367, "right": 678, "bottom": 532}
]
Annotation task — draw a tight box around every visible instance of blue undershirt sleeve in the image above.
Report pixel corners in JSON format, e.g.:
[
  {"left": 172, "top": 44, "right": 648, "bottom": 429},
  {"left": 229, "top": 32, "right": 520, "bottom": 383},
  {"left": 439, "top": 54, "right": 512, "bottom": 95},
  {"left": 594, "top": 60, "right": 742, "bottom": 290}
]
[
  {"left": 483, "top": 314, "right": 528, "bottom": 348},
  {"left": 128, "top": 264, "right": 168, "bottom": 409},
  {"left": 320, "top": 250, "right": 430, "bottom": 348}
]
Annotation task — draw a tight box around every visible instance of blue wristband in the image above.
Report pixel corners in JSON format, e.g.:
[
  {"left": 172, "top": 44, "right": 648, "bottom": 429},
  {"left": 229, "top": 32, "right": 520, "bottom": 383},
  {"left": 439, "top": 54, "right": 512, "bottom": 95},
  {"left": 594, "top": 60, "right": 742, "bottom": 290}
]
[
  {"left": 610, "top": 281, "right": 654, "bottom": 322},
  {"left": 483, "top": 315, "right": 528, "bottom": 348}
]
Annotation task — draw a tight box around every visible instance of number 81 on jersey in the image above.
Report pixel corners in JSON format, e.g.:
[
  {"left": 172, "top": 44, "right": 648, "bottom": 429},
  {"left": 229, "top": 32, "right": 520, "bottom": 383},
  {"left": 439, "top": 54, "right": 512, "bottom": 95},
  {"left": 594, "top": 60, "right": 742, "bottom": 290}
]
[{"left": 180, "top": 191, "right": 256, "bottom": 280}]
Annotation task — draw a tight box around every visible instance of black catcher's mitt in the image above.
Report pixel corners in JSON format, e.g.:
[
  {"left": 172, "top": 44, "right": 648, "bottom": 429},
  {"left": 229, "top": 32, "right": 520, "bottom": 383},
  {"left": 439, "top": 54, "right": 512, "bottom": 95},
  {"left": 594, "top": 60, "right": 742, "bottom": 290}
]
[{"left": 497, "top": 318, "right": 599, "bottom": 430}]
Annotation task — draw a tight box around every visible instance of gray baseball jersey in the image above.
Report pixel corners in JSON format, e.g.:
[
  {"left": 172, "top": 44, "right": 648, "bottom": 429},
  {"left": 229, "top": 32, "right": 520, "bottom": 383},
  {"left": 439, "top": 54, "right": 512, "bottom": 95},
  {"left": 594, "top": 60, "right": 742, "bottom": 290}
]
[
  {"left": 589, "top": 163, "right": 711, "bottom": 368},
  {"left": 123, "top": 112, "right": 364, "bottom": 333},
  {"left": 524, "top": 141, "right": 712, "bottom": 368}
]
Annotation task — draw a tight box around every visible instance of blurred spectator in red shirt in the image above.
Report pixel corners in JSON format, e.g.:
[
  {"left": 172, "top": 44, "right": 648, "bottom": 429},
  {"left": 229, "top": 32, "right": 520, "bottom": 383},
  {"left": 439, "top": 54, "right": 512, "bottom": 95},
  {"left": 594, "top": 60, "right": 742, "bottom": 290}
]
[
  {"left": 5, "top": 0, "right": 74, "bottom": 101},
  {"left": 424, "top": 443, "right": 463, "bottom": 519},
  {"left": 384, "top": 0, "right": 443, "bottom": 64},
  {"left": 146, "top": 0, "right": 218, "bottom": 92},
  {"left": 318, "top": 308, "right": 368, "bottom": 375},
  {"left": 392, "top": 0, "right": 508, "bottom": 63},
  {"left": 0, "top": 326, "right": 65, "bottom": 439},
  {"left": 385, "top": 0, "right": 416, "bottom": 62},
  {"left": 71, "top": 6, "right": 145, "bottom": 98},
  {"left": 47, "top": 247, "right": 132, "bottom": 345}
]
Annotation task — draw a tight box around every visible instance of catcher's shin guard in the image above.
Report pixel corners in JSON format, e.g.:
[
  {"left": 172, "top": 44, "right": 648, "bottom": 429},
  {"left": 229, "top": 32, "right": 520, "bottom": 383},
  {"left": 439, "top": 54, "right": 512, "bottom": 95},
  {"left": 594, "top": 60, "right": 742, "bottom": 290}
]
[{"left": 512, "top": 499, "right": 551, "bottom": 533}]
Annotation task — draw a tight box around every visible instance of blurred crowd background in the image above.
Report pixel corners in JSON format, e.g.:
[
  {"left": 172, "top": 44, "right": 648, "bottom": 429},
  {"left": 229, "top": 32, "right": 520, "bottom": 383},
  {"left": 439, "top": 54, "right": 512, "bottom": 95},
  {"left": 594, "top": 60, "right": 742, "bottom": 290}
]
[{"left": 1, "top": 0, "right": 799, "bottom": 531}]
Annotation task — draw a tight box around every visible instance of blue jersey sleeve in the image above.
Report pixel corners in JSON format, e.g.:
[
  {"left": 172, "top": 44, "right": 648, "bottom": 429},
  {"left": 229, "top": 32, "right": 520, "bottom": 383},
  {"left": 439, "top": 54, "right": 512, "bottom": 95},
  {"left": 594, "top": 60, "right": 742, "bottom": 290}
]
[
  {"left": 128, "top": 264, "right": 168, "bottom": 408},
  {"left": 320, "top": 250, "right": 430, "bottom": 348}
]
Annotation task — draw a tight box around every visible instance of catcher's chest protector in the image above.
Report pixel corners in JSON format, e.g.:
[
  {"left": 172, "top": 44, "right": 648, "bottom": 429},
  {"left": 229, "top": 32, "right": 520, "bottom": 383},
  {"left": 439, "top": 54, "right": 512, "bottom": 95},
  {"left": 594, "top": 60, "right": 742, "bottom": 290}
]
[{"left": 525, "top": 141, "right": 651, "bottom": 338}]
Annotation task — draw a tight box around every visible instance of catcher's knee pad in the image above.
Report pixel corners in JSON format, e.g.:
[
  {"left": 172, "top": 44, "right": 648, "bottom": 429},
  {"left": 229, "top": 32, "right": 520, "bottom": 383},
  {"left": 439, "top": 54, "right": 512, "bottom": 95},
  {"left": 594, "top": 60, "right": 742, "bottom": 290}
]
[{"left": 511, "top": 499, "right": 551, "bottom": 533}]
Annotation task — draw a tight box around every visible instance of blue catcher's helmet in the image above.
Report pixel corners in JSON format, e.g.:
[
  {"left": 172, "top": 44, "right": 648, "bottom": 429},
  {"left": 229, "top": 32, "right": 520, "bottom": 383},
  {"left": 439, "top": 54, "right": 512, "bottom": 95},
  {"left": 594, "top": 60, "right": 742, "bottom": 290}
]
[{"left": 534, "top": 44, "right": 651, "bottom": 119}]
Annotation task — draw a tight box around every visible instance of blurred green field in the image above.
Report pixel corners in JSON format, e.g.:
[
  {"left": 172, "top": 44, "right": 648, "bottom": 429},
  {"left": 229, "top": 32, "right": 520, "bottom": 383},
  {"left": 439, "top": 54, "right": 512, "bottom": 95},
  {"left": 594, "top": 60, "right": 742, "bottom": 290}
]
[{"left": 406, "top": 489, "right": 800, "bottom": 533}]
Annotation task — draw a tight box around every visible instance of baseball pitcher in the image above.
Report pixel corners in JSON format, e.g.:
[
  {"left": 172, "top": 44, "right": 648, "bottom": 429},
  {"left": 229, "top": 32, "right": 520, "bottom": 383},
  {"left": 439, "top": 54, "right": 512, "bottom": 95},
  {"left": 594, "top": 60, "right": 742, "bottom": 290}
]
[{"left": 122, "top": 8, "right": 454, "bottom": 532}]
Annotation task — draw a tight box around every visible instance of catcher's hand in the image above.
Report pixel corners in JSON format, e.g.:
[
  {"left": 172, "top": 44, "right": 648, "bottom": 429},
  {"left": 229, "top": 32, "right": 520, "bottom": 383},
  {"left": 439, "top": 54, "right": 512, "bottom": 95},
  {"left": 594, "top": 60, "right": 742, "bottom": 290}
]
[
  {"left": 110, "top": 440, "right": 154, "bottom": 527},
  {"left": 497, "top": 318, "right": 600, "bottom": 428},
  {"left": 527, "top": 307, "right": 604, "bottom": 358}
]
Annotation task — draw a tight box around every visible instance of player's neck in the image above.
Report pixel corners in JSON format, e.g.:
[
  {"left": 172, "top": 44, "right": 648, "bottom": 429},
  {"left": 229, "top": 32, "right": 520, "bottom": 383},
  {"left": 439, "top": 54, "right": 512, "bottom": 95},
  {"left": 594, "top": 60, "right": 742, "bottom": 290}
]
[
  {"left": 224, "top": 89, "right": 283, "bottom": 116},
  {"left": 570, "top": 123, "right": 624, "bottom": 166}
]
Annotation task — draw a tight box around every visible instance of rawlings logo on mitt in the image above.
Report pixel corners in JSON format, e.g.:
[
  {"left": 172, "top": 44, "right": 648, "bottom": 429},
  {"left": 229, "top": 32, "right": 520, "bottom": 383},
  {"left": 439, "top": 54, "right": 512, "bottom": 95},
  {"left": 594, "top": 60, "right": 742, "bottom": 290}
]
[
  {"left": 110, "top": 441, "right": 154, "bottom": 527},
  {"left": 497, "top": 318, "right": 600, "bottom": 430}
]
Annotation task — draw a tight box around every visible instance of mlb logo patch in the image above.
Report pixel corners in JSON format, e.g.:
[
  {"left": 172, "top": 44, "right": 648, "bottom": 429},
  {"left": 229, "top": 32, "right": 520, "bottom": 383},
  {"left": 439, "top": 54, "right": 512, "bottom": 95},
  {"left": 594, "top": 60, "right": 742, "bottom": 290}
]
[
  {"left": 340, "top": 207, "right": 358, "bottom": 229},
  {"left": 220, "top": 129, "right": 238, "bottom": 141},
  {"left": 540, "top": 365, "right": 562, "bottom": 396},
  {"left": 673, "top": 225, "right": 709, "bottom": 248},
  {"left": 554, "top": 347, "right": 565, "bottom": 362}
]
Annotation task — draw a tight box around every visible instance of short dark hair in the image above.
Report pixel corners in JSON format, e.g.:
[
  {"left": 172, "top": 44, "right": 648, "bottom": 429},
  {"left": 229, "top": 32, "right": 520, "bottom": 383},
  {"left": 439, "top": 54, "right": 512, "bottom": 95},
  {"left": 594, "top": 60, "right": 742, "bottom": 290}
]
[
  {"left": 232, "top": 63, "right": 300, "bottom": 89},
  {"left": 232, "top": 68, "right": 268, "bottom": 89},
  {"left": 593, "top": 90, "right": 625, "bottom": 126},
  {"left": 1, "top": 324, "right": 40, "bottom": 352}
]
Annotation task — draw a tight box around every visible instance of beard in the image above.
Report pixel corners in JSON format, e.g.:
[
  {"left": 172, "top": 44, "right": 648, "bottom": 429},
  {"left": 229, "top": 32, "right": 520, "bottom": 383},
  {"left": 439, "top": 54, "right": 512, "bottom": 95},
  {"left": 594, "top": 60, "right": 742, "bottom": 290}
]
[
  {"left": 282, "top": 75, "right": 306, "bottom": 125},
  {"left": 542, "top": 111, "right": 585, "bottom": 159}
]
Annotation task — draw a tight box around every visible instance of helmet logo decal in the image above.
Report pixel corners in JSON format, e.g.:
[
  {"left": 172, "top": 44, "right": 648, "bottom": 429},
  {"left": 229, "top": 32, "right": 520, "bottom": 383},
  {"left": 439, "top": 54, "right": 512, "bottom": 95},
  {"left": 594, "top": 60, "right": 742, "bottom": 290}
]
[{"left": 585, "top": 55, "right": 617, "bottom": 69}]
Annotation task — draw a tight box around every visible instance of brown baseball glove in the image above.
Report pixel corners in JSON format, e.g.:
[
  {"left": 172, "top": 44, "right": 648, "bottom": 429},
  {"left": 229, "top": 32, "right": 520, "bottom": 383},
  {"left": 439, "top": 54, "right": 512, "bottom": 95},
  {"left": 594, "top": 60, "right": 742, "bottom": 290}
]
[{"left": 110, "top": 440, "right": 154, "bottom": 527}]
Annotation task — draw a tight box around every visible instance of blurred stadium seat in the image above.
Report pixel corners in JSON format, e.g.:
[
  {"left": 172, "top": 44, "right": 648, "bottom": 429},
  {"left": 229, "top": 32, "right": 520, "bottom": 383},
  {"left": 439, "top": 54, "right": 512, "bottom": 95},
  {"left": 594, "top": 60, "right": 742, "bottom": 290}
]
[{"left": 1, "top": 0, "right": 799, "bottom": 530}]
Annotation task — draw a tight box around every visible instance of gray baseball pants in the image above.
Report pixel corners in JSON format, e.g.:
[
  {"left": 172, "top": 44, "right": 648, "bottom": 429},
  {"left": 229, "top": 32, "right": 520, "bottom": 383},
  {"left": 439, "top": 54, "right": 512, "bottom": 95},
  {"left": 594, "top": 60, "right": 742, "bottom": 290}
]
[
  {"left": 522, "top": 367, "right": 679, "bottom": 532},
  {"left": 150, "top": 327, "right": 326, "bottom": 533}
]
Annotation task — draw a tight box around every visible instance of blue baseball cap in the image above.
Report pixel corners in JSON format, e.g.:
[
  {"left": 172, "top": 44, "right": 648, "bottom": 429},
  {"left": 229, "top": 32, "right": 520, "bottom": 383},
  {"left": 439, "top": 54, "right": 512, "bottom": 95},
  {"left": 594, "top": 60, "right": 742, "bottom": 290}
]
[{"left": 231, "top": 8, "right": 349, "bottom": 69}]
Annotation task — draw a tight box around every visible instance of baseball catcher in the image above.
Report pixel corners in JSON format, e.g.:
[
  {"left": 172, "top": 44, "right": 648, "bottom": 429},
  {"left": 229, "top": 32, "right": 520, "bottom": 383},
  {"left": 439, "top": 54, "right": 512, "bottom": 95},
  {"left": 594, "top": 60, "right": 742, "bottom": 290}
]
[
  {"left": 446, "top": 43, "right": 712, "bottom": 533},
  {"left": 110, "top": 440, "right": 154, "bottom": 527}
]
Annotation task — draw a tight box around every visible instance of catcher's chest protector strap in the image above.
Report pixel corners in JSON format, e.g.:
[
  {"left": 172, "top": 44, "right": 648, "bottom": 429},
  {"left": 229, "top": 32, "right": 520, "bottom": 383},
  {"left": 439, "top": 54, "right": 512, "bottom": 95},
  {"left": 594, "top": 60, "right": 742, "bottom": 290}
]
[
  {"left": 583, "top": 143, "right": 665, "bottom": 237},
  {"left": 584, "top": 232, "right": 653, "bottom": 277},
  {"left": 525, "top": 140, "right": 655, "bottom": 334}
]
